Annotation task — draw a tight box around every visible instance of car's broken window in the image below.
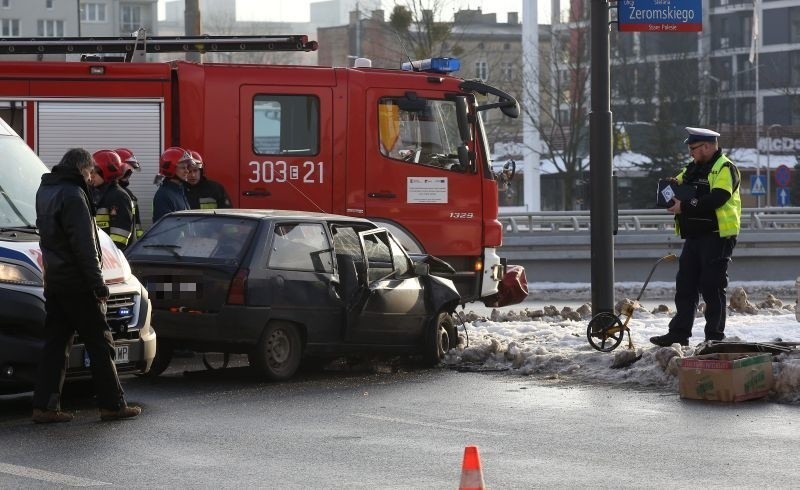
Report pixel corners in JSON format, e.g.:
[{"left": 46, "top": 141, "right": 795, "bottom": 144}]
[
  {"left": 361, "top": 231, "right": 394, "bottom": 283},
  {"left": 268, "top": 222, "right": 333, "bottom": 272}
]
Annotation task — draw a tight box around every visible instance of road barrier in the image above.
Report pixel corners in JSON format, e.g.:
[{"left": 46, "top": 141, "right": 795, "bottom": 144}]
[
  {"left": 497, "top": 208, "right": 800, "bottom": 283},
  {"left": 499, "top": 207, "right": 800, "bottom": 233}
]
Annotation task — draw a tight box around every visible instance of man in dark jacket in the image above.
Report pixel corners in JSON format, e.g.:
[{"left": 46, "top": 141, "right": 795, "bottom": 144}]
[
  {"left": 32, "top": 148, "right": 141, "bottom": 423},
  {"left": 186, "top": 149, "right": 232, "bottom": 210},
  {"left": 152, "top": 146, "right": 193, "bottom": 222},
  {"left": 116, "top": 148, "right": 144, "bottom": 243}
]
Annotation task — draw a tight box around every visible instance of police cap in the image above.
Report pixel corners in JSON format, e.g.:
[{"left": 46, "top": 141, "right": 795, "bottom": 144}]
[{"left": 683, "top": 127, "right": 720, "bottom": 145}]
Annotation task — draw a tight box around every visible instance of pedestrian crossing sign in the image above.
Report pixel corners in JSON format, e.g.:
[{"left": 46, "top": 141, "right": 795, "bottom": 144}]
[{"left": 750, "top": 175, "right": 766, "bottom": 196}]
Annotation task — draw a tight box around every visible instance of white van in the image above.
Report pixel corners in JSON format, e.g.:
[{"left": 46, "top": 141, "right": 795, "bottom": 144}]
[{"left": 0, "top": 118, "right": 155, "bottom": 394}]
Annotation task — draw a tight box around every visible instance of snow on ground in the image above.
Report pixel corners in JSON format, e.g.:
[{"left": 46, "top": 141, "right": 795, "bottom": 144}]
[{"left": 446, "top": 281, "right": 800, "bottom": 405}]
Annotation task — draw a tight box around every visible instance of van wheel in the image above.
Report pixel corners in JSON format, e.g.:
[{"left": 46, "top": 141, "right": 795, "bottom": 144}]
[
  {"left": 249, "top": 322, "right": 302, "bottom": 381},
  {"left": 423, "top": 312, "right": 454, "bottom": 366},
  {"left": 145, "top": 340, "right": 174, "bottom": 377}
]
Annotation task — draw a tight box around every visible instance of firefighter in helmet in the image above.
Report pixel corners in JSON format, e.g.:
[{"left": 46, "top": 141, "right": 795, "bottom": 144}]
[
  {"left": 153, "top": 146, "right": 193, "bottom": 222},
  {"left": 115, "top": 148, "right": 144, "bottom": 243},
  {"left": 90, "top": 149, "right": 135, "bottom": 250},
  {"left": 185, "top": 149, "right": 232, "bottom": 210}
]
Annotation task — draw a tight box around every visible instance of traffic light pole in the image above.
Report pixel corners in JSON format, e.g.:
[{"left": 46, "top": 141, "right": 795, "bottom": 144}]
[{"left": 589, "top": 0, "right": 615, "bottom": 314}]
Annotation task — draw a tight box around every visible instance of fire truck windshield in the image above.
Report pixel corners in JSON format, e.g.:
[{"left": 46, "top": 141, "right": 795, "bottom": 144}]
[{"left": 378, "top": 97, "right": 469, "bottom": 172}]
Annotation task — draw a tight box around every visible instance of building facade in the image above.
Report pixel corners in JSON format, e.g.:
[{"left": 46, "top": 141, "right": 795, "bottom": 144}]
[{"left": 0, "top": 0, "right": 157, "bottom": 40}]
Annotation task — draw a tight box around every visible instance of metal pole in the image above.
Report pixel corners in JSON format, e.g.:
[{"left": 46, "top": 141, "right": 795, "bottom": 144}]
[
  {"left": 185, "top": 0, "right": 202, "bottom": 63},
  {"left": 76, "top": 0, "right": 81, "bottom": 37},
  {"left": 589, "top": 0, "right": 614, "bottom": 313},
  {"left": 767, "top": 124, "right": 781, "bottom": 206}
]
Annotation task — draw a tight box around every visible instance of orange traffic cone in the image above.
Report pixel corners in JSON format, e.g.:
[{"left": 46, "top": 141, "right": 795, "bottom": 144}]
[{"left": 459, "top": 445, "right": 486, "bottom": 490}]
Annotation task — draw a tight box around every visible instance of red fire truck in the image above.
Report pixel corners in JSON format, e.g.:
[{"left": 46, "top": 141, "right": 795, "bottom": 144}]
[{"left": 0, "top": 33, "right": 525, "bottom": 305}]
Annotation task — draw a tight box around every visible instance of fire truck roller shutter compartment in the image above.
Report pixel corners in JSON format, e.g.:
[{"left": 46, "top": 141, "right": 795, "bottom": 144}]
[{"left": 36, "top": 101, "right": 162, "bottom": 227}]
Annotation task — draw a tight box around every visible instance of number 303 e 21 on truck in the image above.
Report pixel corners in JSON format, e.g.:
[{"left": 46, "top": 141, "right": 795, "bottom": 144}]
[{"left": 0, "top": 33, "right": 527, "bottom": 306}]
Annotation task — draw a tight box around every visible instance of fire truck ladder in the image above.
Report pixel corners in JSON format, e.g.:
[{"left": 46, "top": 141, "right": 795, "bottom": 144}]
[{"left": 0, "top": 29, "right": 318, "bottom": 62}]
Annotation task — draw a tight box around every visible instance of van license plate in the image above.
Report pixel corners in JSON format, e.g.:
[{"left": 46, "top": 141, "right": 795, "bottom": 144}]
[
  {"left": 83, "top": 345, "right": 130, "bottom": 367},
  {"left": 115, "top": 345, "right": 129, "bottom": 364}
]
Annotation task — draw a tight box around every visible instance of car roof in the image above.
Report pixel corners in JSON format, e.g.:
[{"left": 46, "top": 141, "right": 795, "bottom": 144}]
[{"left": 166, "top": 208, "right": 376, "bottom": 224}]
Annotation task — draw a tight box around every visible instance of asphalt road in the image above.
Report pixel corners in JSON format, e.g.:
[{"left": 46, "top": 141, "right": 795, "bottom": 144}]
[{"left": 1, "top": 355, "right": 798, "bottom": 488}]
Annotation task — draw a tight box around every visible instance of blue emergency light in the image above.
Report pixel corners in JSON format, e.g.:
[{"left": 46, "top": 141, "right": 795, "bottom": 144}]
[{"left": 401, "top": 57, "right": 460, "bottom": 74}]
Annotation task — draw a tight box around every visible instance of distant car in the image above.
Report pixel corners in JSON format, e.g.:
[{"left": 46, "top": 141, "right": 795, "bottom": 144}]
[
  {"left": 125, "top": 209, "right": 461, "bottom": 380},
  {"left": 0, "top": 118, "right": 155, "bottom": 395}
]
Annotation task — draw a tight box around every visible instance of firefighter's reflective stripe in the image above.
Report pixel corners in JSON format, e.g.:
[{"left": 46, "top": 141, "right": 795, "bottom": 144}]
[
  {"left": 95, "top": 183, "right": 136, "bottom": 249},
  {"left": 109, "top": 226, "right": 132, "bottom": 246},
  {"left": 198, "top": 197, "right": 218, "bottom": 209},
  {"left": 95, "top": 209, "right": 111, "bottom": 231}
]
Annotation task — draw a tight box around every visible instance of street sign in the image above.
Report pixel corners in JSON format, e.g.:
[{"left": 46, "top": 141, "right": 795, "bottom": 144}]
[
  {"left": 750, "top": 175, "right": 766, "bottom": 196},
  {"left": 774, "top": 164, "right": 791, "bottom": 188},
  {"left": 777, "top": 187, "right": 791, "bottom": 207},
  {"left": 618, "top": 0, "right": 703, "bottom": 32}
]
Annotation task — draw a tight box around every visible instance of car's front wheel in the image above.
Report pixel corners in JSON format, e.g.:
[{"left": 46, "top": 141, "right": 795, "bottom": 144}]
[
  {"left": 423, "top": 312, "right": 455, "bottom": 366},
  {"left": 249, "top": 322, "right": 302, "bottom": 381}
]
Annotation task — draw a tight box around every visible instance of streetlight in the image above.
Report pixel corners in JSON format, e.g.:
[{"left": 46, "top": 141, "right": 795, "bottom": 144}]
[
  {"left": 766, "top": 123, "right": 781, "bottom": 206},
  {"left": 703, "top": 71, "right": 721, "bottom": 130}
]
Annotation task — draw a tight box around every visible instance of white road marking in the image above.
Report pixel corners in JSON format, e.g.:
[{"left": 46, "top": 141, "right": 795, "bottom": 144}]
[
  {"left": 0, "top": 462, "right": 110, "bottom": 486},
  {"left": 354, "top": 413, "right": 508, "bottom": 436}
]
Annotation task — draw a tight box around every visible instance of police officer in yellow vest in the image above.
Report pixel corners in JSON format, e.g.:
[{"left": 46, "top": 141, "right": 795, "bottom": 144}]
[{"left": 650, "top": 127, "right": 741, "bottom": 347}]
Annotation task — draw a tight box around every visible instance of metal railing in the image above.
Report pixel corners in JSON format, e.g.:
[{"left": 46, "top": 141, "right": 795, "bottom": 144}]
[{"left": 499, "top": 207, "right": 800, "bottom": 233}]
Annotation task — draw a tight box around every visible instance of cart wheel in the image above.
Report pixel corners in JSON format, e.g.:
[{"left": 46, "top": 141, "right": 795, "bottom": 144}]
[{"left": 587, "top": 312, "right": 626, "bottom": 352}]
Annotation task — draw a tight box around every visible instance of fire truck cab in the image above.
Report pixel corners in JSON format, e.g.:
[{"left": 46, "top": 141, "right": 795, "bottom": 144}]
[{"left": 0, "top": 33, "right": 525, "bottom": 305}]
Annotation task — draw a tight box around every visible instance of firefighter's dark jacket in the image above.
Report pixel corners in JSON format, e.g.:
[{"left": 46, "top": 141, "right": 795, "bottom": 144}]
[
  {"left": 187, "top": 176, "right": 232, "bottom": 210},
  {"left": 35, "top": 165, "right": 106, "bottom": 296},
  {"left": 93, "top": 181, "right": 134, "bottom": 250}
]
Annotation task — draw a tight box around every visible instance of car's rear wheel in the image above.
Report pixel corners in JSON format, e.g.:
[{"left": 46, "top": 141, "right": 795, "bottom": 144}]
[
  {"left": 249, "top": 322, "right": 302, "bottom": 381},
  {"left": 423, "top": 312, "right": 455, "bottom": 366},
  {"left": 145, "top": 340, "right": 174, "bottom": 377}
]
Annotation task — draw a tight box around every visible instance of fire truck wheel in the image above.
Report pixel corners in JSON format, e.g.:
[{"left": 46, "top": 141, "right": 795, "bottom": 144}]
[
  {"left": 423, "top": 312, "right": 455, "bottom": 366},
  {"left": 249, "top": 322, "right": 302, "bottom": 381},
  {"left": 143, "top": 340, "right": 174, "bottom": 377}
]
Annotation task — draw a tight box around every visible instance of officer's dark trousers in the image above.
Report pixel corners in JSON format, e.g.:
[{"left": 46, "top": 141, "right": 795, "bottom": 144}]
[
  {"left": 32, "top": 290, "right": 125, "bottom": 411},
  {"left": 668, "top": 234, "right": 737, "bottom": 341}
]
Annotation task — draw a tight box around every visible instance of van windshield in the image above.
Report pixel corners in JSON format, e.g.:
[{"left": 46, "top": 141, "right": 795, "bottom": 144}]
[{"left": 0, "top": 136, "right": 48, "bottom": 228}]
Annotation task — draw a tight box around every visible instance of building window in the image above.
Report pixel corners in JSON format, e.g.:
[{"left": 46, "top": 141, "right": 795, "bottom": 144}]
[
  {"left": 45, "top": 0, "right": 53, "bottom": 8},
  {"left": 502, "top": 62, "right": 513, "bottom": 81},
  {"left": 791, "top": 8, "right": 800, "bottom": 44},
  {"left": 81, "top": 3, "right": 107, "bottom": 22},
  {"left": 37, "top": 19, "right": 64, "bottom": 37},
  {"left": 1, "top": 18, "right": 19, "bottom": 36},
  {"left": 503, "top": 42, "right": 510, "bottom": 50},
  {"left": 791, "top": 52, "right": 800, "bottom": 86},
  {"left": 475, "top": 61, "right": 488, "bottom": 80},
  {"left": 120, "top": 4, "right": 142, "bottom": 33},
  {"left": 1, "top": 0, "right": 9, "bottom": 9}
]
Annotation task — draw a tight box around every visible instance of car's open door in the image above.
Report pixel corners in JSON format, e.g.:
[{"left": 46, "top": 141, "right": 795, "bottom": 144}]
[{"left": 340, "top": 228, "right": 428, "bottom": 344}]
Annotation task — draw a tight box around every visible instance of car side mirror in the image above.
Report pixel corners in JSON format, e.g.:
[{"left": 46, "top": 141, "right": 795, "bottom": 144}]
[{"left": 413, "top": 261, "right": 430, "bottom": 276}]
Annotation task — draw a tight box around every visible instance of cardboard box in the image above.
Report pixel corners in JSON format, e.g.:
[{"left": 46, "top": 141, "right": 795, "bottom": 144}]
[{"left": 677, "top": 352, "right": 774, "bottom": 402}]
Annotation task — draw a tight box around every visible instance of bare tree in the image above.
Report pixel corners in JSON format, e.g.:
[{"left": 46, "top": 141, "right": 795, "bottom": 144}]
[
  {"left": 388, "top": 1, "right": 453, "bottom": 59},
  {"left": 512, "top": 9, "right": 590, "bottom": 210}
]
